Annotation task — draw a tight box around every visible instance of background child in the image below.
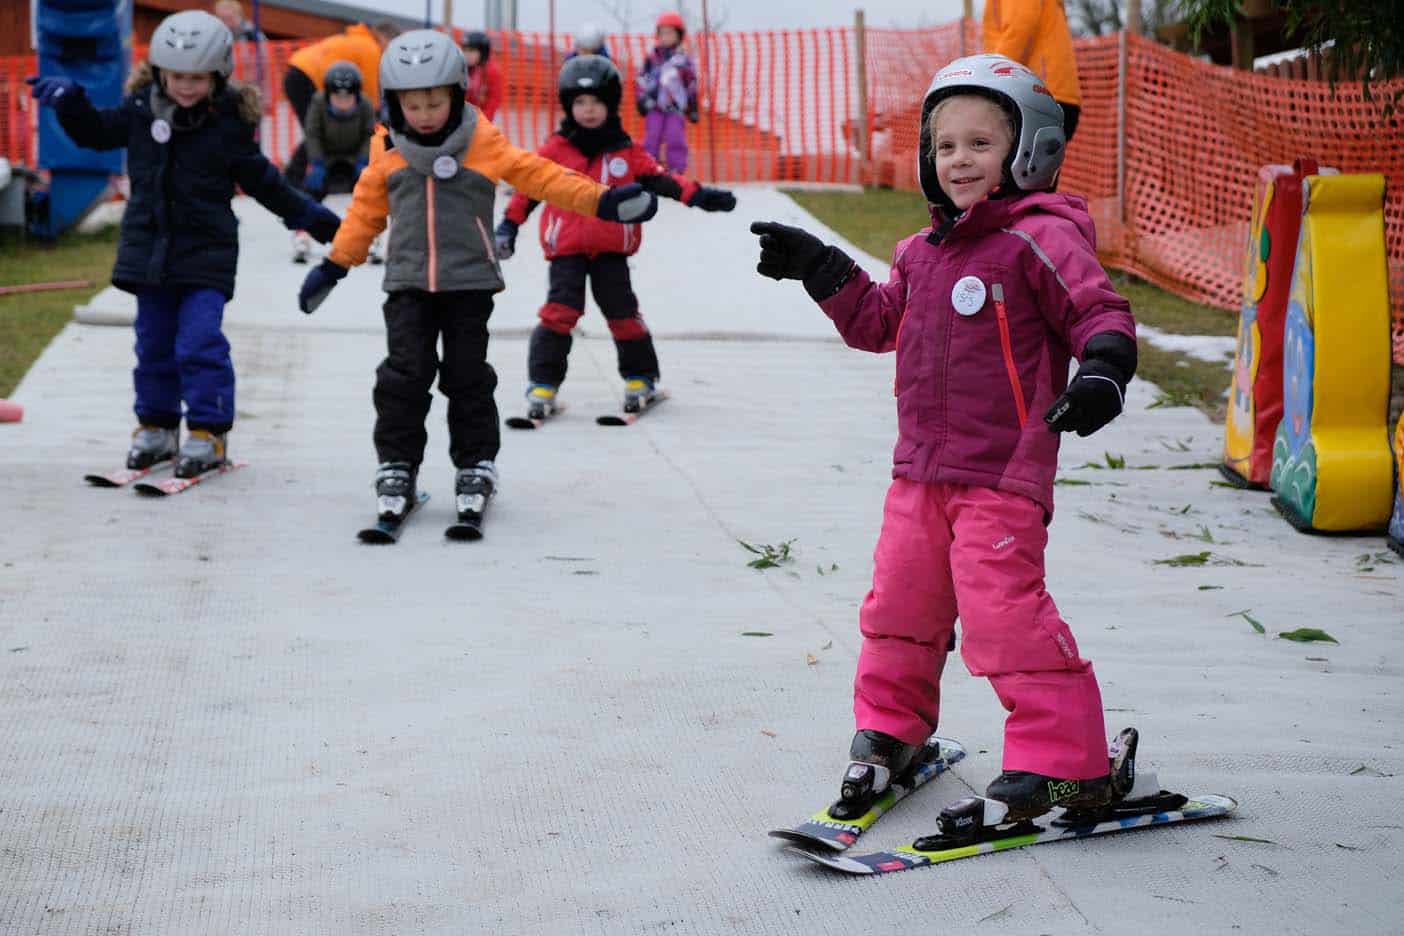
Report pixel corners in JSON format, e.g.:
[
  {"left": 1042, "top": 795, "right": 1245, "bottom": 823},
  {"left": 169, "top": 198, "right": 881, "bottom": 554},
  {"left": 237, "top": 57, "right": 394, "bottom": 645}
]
[
  {"left": 635, "top": 11, "right": 698, "bottom": 172},
  {"left": 750, "top": 54, "right": 1138, "bottom": 825},
  {"left": 292, "top": 60, "right": 376, "bottom": 263},
  {"left": 461, "top": 31, "right": 504, "bottom": 122},
  {"left": 568, "top": 24, "right": 611, "bottom": 61},
  {"left": 494, "top": 55, "right": 734, "bottom": 418},
  {"left": 296, "top": 31, "right": 659, "bottom": 528},
  {"left": 29, "top": 10, "right": 339, "bottom": 478}
]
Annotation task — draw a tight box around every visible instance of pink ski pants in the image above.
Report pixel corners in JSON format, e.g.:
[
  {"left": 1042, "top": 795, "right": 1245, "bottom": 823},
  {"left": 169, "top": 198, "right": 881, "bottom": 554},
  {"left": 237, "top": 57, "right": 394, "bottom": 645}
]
[{"left": 854, "top": 479, "right": 1108, "bottom": 780}]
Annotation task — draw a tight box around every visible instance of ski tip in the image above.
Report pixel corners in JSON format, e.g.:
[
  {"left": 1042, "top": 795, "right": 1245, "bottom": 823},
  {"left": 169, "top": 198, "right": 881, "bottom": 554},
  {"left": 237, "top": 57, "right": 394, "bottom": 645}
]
[
  {"left": 785, "top": 846, "right": 873, "bottom": 874},
  {"left": 767, "top": 830, "right": 848, "bottom": 852},
  {"left": 357, "top": 529, "right": 395, "bottom": 544},
  {"left": 444, "top": 524, "right": 483, "bottom": 542},
  {"left": 132, "top": 483, "right": 169, "bottom": 497},
  {"left": 84, "top": 475, "right": 120, "bottom": 488},
  {"left": 505, "top": 417, "right": 539, "bottom": 430}
]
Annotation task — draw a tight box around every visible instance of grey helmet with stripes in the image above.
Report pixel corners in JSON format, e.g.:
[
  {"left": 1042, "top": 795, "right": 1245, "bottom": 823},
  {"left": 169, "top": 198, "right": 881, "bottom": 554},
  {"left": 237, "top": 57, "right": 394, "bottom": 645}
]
[
  {"left": 149, "top": 10, "right": 235, "bottom": 79},
  {"left": 379, "top": 29, "right": 468, "bottom": 94},
  {"left": 918, "top": 54, "right": 1066, "bottom": 206}
]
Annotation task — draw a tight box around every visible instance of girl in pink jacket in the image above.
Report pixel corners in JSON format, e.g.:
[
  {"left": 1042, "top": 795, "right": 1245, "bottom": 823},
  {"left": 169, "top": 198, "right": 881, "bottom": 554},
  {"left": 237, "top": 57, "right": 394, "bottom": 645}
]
[{"left": 750, "top": 55, "right": 1137, "bottom": 829}]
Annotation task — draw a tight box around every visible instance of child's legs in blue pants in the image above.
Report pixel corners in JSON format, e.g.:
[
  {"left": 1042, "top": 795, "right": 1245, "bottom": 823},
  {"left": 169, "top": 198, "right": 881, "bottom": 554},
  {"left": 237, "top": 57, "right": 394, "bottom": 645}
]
[
  {"left": 174, "top": 288, "right": 234, "bottom": 432},
  {"left": 133, "top": 290, "right": 182, "bottom": 429}
]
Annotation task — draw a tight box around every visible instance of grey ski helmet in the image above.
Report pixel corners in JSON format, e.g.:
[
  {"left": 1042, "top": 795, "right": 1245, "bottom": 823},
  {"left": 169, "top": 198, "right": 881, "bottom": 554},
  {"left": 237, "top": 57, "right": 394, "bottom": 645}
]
[
  {"left": 918, "top": 54, "right": 1066, "bottom": 206},
  {"left": 149, "top": 10, "right": 235, "bottom": 79},
  {"left": 380, "top": 29, "right": 468, "bottom": 94}
]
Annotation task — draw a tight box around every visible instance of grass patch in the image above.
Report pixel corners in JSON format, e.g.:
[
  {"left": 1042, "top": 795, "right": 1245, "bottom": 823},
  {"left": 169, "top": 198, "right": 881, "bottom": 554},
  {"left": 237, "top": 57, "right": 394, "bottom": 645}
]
[
  {"left": 0, "top": 228, "right": 119, "bottom": 398},
  {"left": 782, "top": 187, "right": 929, "bottom": 262}
]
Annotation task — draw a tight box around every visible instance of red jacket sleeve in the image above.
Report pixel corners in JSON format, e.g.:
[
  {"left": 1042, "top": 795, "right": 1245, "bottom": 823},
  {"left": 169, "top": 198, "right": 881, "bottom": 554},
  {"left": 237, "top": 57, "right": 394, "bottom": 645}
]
[
  {"left": 629, "top": 145, "right": 699, "bottom": 203},
  {"left": 503, "top": 135, "right": 567, "bottom": 225}
]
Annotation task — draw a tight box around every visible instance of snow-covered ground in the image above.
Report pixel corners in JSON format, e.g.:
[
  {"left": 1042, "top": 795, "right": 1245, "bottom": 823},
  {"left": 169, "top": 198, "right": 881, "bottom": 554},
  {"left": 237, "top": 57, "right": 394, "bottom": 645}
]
[{"left": 1, "top": 187, "right": 1400, "bottom": 934}]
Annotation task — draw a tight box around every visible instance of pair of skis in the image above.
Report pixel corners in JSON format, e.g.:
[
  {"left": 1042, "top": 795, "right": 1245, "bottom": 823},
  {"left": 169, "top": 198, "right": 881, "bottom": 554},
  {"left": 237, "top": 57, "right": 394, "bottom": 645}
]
[
  {"left": 769, "top": 733, "right": 1237, "bottom": 876},
  {"left": 356, "top": 491, "right": 491, "bottom": 544},
  {"left": 505, "top": 391, "right": 668, "bottom": 430},
  {"left": 84, "top": 461, "right": 247, "bottom": 496}
]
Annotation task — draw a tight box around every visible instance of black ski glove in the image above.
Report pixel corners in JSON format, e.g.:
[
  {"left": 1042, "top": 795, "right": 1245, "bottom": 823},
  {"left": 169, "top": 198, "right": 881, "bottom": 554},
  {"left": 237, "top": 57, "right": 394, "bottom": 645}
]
[
  {"left": 597, "top": 183, "right": 658, "bottom": 223},
  {"left": 298, "top": 259, "right": 348, "bottom": 314},
  {"left": 750, "top": 220, "right": 856, "bottom": 301},
  {"left": 1044, "top": 332, "right": 1138, "bottom": 436},
  {"left": 687, "top": 186, "right": 735, "bottom": 212},
  {"left": 494, "top": 218, "right": 518, "bottom": 260}
]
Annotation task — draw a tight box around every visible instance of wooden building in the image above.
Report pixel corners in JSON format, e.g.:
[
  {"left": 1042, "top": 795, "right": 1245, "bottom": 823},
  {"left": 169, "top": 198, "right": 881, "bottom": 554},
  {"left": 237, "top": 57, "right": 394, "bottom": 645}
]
[{"left": 2, "top": 0, "right": 420, "bottom": 56}]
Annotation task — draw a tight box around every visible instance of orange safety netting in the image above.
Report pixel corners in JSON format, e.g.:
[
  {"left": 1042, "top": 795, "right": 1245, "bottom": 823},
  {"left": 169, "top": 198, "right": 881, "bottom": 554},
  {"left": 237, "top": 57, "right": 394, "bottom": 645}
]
[{"left": 2, "top": 28, "right": 1401, "bottom": 362}]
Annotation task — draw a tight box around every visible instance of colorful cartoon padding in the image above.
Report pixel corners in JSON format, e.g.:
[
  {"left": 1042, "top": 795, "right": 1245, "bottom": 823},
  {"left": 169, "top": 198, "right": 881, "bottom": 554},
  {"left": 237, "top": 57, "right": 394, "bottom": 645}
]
[
  {"left": 1269, "top": 172, "right": 1395, "bottom": 533},
  {"left": 1389, "top": 413, "right": 1404, "bottom": 557},
  {"left": 1221, "top": 161, "right": 1320, "bottom": 488}
]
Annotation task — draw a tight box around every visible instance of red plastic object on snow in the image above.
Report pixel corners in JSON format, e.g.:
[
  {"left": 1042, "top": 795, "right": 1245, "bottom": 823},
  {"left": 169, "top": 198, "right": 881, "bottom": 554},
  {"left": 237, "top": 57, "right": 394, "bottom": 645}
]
[
  {"left": 1220, "top": 159, "right": 1323, "bottom": 489},
  {"left": 0, "top": 398, "right": 23, "bottom": 422}
]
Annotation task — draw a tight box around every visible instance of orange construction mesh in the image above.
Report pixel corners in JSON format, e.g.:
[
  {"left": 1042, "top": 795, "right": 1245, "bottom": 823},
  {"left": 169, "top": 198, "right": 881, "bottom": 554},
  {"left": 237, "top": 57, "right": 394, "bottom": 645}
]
[{"left": 2, "top": 28, "right": 1401, "bottom": 361}]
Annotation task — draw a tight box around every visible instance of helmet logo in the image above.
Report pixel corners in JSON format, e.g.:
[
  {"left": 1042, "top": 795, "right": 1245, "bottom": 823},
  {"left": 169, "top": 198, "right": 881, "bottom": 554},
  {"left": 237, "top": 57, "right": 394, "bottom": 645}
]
[
  {"left": 1031, "top": 84, "right": 1053, "bottom": 97},
  {"left": 992, "top": 63, "right": 1034, "bottom": 77},
  {"left": 166, "top": 31, "right": 200, "bottom": 50},
  {"left": 578, "top": 78, "right": 595, "bottom": 87},
  {"left": 937, "top": 68, "right": 974, "bottom": 81}
]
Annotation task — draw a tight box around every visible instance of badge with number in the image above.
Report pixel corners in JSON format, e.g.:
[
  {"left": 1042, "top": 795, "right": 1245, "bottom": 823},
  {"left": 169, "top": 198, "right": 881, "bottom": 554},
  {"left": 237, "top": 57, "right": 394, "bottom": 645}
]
[
  {"left": 951, "top": 275, "right": 987, "bottom": 316},
  {"left": 432, "top": 155, "right": 458, "bottom": 179},
  {"left": 150, "top": 119, "right": 171, "bottom": 144},
  {"left": 608, "top": 156, "right": 629, "bottom": 178}
]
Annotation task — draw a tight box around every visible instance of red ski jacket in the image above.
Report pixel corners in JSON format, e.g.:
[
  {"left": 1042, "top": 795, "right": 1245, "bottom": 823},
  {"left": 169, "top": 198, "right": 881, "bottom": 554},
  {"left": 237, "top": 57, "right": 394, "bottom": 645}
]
[
  {"left": 466, "top": 61, "right": 504, "bottom": 121},
  {"left": 504, "top": 133, "right": 699, "bottom": 259}
]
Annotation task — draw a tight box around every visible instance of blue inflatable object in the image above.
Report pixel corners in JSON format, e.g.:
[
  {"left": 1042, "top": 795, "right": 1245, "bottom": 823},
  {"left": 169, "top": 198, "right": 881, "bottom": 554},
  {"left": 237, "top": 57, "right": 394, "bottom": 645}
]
[{"left": 32, "top": 0, "right": 131, "bottom": 237}]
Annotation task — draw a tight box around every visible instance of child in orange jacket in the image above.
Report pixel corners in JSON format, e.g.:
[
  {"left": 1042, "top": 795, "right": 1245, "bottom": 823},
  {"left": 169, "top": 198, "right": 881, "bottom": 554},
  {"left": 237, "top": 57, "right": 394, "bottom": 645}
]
[{"left": 296, "top": 31, "right": 659, "bottom": 531}]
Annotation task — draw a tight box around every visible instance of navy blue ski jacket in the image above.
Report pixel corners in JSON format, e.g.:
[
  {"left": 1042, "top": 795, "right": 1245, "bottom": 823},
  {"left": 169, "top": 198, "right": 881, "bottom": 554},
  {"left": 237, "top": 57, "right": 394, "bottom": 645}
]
[{"left": 51, "top": 75, "right": 327, "bottom": 299}]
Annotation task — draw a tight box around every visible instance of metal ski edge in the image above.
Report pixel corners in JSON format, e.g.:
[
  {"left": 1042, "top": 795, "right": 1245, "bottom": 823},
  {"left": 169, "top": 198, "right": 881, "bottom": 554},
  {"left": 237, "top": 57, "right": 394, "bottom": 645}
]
[
  {"left": 789, "top": 794, "right": 1239, "bottom": 875},
  {"left": 768, "top": 737, "right": 967, "bottom": 852}
]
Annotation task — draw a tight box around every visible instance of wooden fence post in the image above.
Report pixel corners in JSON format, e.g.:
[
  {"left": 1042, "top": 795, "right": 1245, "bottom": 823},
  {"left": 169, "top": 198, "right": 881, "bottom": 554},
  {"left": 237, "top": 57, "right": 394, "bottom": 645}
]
[{"left": 854, "top": 8, "right": 868, "bottom": 186}]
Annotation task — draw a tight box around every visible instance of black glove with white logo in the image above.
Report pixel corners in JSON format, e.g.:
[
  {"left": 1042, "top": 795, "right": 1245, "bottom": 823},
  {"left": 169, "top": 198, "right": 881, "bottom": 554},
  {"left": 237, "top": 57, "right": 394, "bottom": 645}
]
[{"left": 1044, "top": 332, "right": 1137, "bottom": 436}]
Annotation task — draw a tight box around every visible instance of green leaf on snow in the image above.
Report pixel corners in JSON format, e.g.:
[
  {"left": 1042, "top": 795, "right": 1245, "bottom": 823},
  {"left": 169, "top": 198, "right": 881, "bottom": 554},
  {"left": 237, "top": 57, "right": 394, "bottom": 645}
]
[
  {"left": 1227, "top": 609, "right": 1265, "bottom": 634},
  {"left": 1278, "top": 628, "right": 1338, "bottom": 644}
]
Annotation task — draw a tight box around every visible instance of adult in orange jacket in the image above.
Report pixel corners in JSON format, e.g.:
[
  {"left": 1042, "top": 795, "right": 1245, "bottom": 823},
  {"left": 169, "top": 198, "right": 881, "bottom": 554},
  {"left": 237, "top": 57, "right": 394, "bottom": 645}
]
[
  {"left": 982, "top": 0, "right": 1082, "bottom": 140},
  {"left": 283, "top": 21, "right": 399, "bottom": 183}
]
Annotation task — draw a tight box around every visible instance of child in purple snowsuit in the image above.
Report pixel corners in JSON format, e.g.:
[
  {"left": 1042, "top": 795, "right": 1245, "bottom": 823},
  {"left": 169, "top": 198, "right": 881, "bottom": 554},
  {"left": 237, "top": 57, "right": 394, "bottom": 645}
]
[
  {"left": 635, "top": 11, "right": 697, "bottom": 172},
  {"left": 750, "top": 55, "right": 1140, "bottom": 826}
]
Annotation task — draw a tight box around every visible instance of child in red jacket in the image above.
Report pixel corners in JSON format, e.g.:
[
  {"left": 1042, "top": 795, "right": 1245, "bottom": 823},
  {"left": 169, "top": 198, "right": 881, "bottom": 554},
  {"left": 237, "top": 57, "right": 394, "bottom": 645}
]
[
  {"left": 495, "top": 55, "right": 735, "bottom": 417},
  {"left": 462, "top": 31, "right": 504, "bottom": 121}
]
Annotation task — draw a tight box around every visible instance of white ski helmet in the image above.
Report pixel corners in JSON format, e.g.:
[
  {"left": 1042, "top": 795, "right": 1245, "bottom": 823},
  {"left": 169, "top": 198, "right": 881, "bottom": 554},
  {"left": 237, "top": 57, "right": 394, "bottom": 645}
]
[
  {"left": 379, "top": 29, "right": 468, "bottom": 94},
  {"left": 149, "top": 10, "right": 235, "bottom": 79},
  {"left": 919, "top": 54, "right": 1066, "bottom": 206},
  {"left": 575, "top": 24, "right": 606, "bottom": 53}
]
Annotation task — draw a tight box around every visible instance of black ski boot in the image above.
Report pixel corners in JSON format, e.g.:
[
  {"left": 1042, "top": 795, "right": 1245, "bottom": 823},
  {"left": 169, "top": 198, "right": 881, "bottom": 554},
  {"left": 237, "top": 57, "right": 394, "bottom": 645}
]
[
  {"left": 374, "top": 461, "right": 417, "bottom": 521},
  {"left": 446, "top": 461, "right": 496, "bottom": 539},
  {"left": 830, "top": 729, "right": 924, "bottom": 820}
]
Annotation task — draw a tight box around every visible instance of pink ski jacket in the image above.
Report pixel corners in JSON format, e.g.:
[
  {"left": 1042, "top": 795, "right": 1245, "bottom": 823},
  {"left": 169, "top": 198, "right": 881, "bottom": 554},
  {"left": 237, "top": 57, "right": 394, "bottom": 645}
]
[{"left": 819, "top": 192, "right": 1134, "bottom": 517}]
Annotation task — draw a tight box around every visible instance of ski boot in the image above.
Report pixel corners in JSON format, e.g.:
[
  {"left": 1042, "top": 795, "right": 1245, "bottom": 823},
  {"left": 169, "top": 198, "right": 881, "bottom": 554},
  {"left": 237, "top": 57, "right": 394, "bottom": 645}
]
[
  {"left": 829, "top": 729, "right": 925, "bottom": 820},
  {"left": 174, "top": 430, "right": 227, "bottom": 479},
  {"left": 374, "top": 461, "right": 416, "bottom": 521},
  {"left": 622, "top": 376, "right": 657, "bottom": 414},
  {"left": 525, "top": 384, "right": 559, "bottom": 420},
  {"left": 914, "top": 728, "right": 1143, "bottom": 850},
  {"left": 126, "top": 424, "right": 178, "bottom": 470},
  {"left": 455, "top": 461, "right": 496, "bottom": 518},
  {"left": 367, "top": 233, "right": 385, "bottom": 265},
  {"left": 291, "top": 230, "right": 312, "bottom": 264}
]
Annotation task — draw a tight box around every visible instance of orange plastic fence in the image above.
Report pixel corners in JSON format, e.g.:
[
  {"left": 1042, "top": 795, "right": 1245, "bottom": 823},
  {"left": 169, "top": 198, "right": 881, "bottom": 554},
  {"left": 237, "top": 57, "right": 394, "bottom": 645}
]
[{"left": 2, "top": 28, "right": 1401, "bottom": 362}]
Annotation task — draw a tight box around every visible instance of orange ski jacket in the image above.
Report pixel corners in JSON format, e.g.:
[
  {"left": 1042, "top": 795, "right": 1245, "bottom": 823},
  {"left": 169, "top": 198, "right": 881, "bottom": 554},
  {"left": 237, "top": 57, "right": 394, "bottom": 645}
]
[
  {"left": 329, "top": 114, "right": 603, "bottom": 293},
  {"left": 982, "top": 0, "right": 1081, "bottom": 106},
  {"left": 288, "top": 24, "right": 386, "bottom": 105}
]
